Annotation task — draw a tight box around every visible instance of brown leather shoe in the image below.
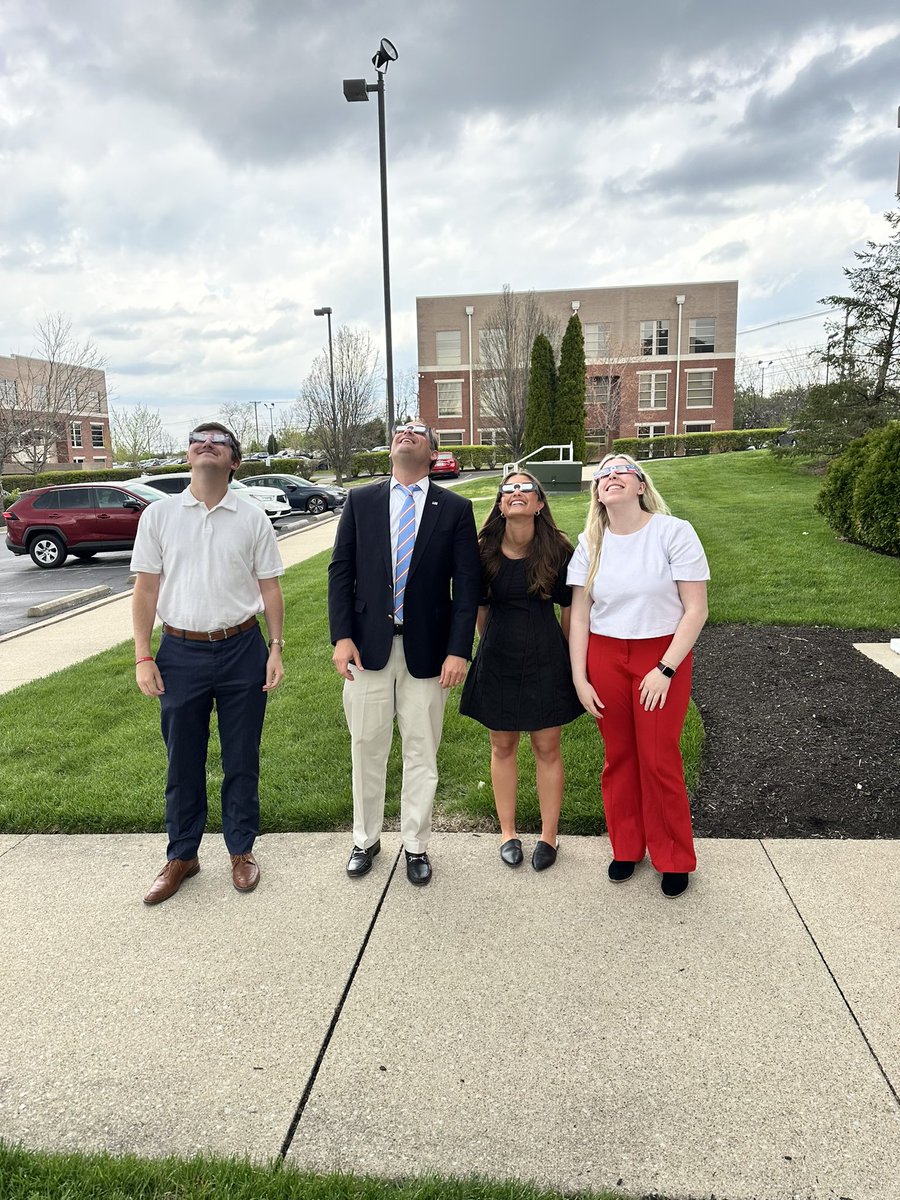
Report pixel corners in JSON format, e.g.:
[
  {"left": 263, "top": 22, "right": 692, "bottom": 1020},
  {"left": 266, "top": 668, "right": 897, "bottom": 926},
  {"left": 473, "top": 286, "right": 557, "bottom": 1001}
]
[
  {"left": 231, "top": 852, "right": 260, "bottom": 892},
  {"left": 143, "top": 857, "right": 200, "bottom": 905}
]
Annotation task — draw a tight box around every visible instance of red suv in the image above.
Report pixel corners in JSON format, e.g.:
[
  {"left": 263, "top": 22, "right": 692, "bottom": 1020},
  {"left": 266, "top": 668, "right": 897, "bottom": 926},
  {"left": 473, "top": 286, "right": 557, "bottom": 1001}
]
[{"left": 3, "top": 481, "right": 164, "bottom": 568}]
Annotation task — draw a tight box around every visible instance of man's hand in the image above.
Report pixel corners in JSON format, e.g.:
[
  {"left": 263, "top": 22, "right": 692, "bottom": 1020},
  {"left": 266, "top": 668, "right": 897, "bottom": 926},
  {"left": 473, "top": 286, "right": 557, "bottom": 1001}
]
[
  {"left": 440, "top": 654, "right": 468, "bottom": 689},
  {"left": 136, "top": 660, "right": 165, "bottom": 697},
  {"left": 263, "top": 649, "right": 284, "bottom": 692},
  {"left": 333, "top": 638, "right": 363, "bottom": 681}
]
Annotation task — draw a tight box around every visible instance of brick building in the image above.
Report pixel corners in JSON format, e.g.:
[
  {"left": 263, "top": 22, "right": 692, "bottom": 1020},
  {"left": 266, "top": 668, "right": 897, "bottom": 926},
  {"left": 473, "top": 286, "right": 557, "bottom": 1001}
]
[
  {"left": 415, "top": 281, "right": 737, "bottom": 449},
  {"left": 0, "top": 354, "right": 112, "bottom": 472}
]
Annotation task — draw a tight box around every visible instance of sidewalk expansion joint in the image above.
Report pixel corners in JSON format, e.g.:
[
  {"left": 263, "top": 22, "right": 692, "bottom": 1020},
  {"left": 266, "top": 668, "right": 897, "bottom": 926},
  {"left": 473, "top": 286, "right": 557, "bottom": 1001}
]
[
  {"left": 760, "top": 839, "right": 900, "bottom": 1111},
  {"left": 277, "top": 844, "right": 402, "bottom": 1161},
  {"left": 0, "top": 833, "right": 32, "bottom": 861}
]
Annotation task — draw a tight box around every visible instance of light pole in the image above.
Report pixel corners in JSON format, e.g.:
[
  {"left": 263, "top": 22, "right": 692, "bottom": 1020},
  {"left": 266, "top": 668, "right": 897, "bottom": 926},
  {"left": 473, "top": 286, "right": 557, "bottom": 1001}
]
[
  {"left": 757, "top": 359, "right": 773, "bottom": 396},
  {"left": 343, "top": 37, "right": 398, "bottom": 431},
  {"left": 251, "top": 400, "right": 263, "bottom": 447},
  {"left": 314, "top": 307, "right": 337, "bottom": 420}
]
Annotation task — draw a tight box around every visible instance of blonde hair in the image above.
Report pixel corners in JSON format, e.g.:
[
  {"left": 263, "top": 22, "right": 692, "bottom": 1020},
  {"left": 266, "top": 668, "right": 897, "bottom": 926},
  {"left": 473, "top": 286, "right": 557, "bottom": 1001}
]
[{"left": 582, "top": 453, "right": 671, "bottom": 590}]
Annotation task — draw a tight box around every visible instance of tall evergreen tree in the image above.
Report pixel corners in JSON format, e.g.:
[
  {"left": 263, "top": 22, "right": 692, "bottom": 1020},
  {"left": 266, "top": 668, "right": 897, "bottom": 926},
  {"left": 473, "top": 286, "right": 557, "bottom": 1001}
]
[
  {"left": 555, "top": 313, "right": 587, "bottom": 462},
  {"left": 523, "top": 334, "right": 556, "bottom": 459}
]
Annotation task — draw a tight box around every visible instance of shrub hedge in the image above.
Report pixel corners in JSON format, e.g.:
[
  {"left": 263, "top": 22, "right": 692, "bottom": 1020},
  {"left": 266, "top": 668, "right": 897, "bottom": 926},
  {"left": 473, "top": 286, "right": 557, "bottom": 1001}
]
[
  {"left": 1, "top": 457, "right": 322, "bottom": 493},
  {"left": 612, "top": 428, "right": 787, "bottom": 459},
  {"left": 350, "top": 444, "right": 513, "bottom": 477},
  {"left": 816, "top": 421, "right": 900, "bottom": 556}
]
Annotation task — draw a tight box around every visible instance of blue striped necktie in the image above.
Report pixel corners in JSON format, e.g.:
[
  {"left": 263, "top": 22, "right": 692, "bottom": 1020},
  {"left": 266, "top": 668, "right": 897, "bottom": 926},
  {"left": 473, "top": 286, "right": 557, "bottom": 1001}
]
[{"left": 393, "top": 484, "right": 419, "bottom": 624}]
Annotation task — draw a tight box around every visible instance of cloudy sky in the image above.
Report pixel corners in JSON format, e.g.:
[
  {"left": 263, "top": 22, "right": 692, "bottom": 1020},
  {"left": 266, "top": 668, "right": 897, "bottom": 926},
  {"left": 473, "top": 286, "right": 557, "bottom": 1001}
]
[{"left": 2, "top": 0, "right": 898, "bottom": 440}]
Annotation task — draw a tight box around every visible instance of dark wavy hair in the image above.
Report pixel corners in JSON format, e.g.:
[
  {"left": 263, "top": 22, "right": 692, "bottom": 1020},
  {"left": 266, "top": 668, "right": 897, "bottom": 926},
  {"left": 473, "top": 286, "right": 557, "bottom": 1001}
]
[{"left": 478, "top": 470, "right": 574, "bottom": 600}]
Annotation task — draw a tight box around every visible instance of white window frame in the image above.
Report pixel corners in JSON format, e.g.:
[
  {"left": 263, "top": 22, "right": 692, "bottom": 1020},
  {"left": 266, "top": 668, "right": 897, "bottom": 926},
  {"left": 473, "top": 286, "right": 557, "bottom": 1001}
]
[
  {"left": 584, "top": 322, "right": 611, "bottom": 359},
  {"left": 637, "top": 370, "right": 670, "bottom": 410},
  {"left": 683, "top": 421, "right": 714, "bottom": 432},
  {"left": 436, "top": 379, "right": 463, "bottom": 418},
  {"left": 639, "top": 320, "right": 670, "bottom": 356},
  {"left": 479, "top": 428, "right": 505, "bottom": 445},
  {"left": 90, "top": 423, "right": 105, "bottom": 448},
  {"left": 437, "top": 429, "right": 464, "bottom": 446},
  {"left": 0, "top": 379, "right": 16, "bottom": 403},
  {"left": 71, "top": 422, "right": 83, "bottom": 448},
  {"left": 635, "top": 423, "right": 668, "bottom": 437},
  {"left": 435, "top": 330, "right": 462, "bottom": 367},
  {"left": 688, "top": 317, "right": 716, "bottom": 354},
  {"left": 685, "top": 368, "right": 715, "bottom": 408}
]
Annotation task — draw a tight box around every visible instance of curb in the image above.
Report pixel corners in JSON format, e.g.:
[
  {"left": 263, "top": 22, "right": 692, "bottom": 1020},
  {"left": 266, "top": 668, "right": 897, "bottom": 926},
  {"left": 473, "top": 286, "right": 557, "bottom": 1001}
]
[{"left": 27, "top": 585, "right": 112, "bottom": 618}]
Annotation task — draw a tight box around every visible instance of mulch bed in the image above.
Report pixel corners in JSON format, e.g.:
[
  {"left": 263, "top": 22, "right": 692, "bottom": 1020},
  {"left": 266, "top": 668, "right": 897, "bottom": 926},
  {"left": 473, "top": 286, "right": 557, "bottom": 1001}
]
[{"left": 690, "top": 625, "right": 900, "bottom": 839}]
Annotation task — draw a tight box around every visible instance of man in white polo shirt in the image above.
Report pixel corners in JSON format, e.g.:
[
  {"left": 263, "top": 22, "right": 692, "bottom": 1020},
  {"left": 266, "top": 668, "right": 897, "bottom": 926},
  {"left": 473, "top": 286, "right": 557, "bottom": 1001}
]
[{"left": 131, "top": 422, "right": 285, "bottom": 905}]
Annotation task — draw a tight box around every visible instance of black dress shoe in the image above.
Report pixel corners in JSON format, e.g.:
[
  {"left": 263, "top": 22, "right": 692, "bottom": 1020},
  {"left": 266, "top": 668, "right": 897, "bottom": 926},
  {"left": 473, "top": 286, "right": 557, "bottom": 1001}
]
[
  {"left": 608, "top": 859, "right": 636, "bottom": 883},
  {"left": 499, "top": 838, "right": 523, "bottom": 867},
  {"left": 346, "top": 840, "right": 380, "bottom": 877},
  {"left": 531, "top": 838, "right": 559, "bottom": 872},
  {"left": 661, "top": 872, "right": 689, "bottom": 898},
  {"left": 405, "top": 850, "right": 432, "bottom": 886}
]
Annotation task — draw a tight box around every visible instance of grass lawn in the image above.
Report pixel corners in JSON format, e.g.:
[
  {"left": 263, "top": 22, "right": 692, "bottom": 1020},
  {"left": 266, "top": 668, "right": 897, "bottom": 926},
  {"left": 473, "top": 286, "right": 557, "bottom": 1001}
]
[
  {"left": 0, "top": 451, "right": 896, "bottom": 837},
  {"left": 0, "top": 1145, "right": 629, "bottom": 1200}
]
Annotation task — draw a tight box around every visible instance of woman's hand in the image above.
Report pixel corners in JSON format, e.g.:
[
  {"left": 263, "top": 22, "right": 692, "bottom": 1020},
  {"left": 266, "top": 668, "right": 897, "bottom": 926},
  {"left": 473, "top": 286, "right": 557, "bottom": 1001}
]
[
  {"left": 639, "top": 668, "right": 670, "bottom": 712},
  {"left": 575, "top": 678, "right": 604, "bottom": 719}
]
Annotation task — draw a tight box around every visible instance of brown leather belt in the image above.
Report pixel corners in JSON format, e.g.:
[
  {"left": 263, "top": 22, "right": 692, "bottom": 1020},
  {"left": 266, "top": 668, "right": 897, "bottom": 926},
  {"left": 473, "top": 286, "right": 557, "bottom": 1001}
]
[{"left": 163, "top": 617, "right": 258, "bottom": 642}]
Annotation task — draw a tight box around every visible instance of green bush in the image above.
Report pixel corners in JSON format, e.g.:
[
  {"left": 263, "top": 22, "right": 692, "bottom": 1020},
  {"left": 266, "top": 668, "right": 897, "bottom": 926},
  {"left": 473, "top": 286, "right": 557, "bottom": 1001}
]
[
  {"left": 350, "top": 445, "right": 513, "bottom": 477},
  {"left": 849, "top": 422, "right": 900, "bottom": 555},
  {"left": 612, "top": 428, "right": 787, "bottom": 460},
  {"left": 814, "top": 430, "right": 877, "bottom": 541}
]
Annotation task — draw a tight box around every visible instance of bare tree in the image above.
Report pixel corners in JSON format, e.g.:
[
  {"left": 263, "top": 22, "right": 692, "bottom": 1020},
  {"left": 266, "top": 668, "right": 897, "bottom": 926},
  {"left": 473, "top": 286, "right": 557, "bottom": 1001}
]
[
  {"left": 585, "top": 333, "right": 634, "bottom": 450},
  {"left": 111, "top": 404, "right": 167, "bottom": 464},
  {"left": 10, "top": 314, "right": 109, "bottom": 478},
  {"left": 477, "top": 286, "right": 560, "bottom": 456},
  {"left": 219, "top": 401, "right": 258, "bottom": 450},
  {"left": 300, "top": 325, "right": 381, "bottom": 485},
  {"left": 394, "top": 366, "right": 420, "bottom": 425}
]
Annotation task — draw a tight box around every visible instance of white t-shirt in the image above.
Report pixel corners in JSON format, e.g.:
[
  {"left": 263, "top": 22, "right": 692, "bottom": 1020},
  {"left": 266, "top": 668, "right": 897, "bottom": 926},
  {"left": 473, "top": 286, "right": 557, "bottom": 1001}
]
[
  {"left": 566, "top": 513, "right": 709, "bottom": 639},
  {"left": 130, "top": 488, "right": 284, "bottom": 631}
]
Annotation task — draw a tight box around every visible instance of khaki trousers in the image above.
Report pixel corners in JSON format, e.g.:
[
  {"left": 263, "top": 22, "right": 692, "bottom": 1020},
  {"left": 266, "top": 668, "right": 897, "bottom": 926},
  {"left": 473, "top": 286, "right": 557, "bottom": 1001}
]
[{"left": 342, "top": 636, "right": 448, "bottom": 854}]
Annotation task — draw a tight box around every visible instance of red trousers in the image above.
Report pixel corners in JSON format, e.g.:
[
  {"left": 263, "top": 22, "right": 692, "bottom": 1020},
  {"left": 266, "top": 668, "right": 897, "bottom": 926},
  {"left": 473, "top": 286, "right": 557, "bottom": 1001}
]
[{"left": 587, "top": 633, "right": 697, "bottom": 873}]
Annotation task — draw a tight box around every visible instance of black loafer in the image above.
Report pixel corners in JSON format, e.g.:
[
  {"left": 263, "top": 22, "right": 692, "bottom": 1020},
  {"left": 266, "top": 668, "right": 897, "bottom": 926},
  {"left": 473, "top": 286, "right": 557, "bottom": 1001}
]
[
  {"left": 499, "top": 838, "right": 523, "bottom": 867},
  {"left": 608, "top": 859, "right": 636, "bottom": 883},
  {"left": 661, "top": 872, "right": 689, "bottom": 898},
  {"left": 346, "top": 840, "right": 380, "bottom": 877},
  {"left": 405, "top": 850, "right": 432, "bottom": 886},
  {"left": 531, "top": 838, "right": 559, "bottom": 872}
]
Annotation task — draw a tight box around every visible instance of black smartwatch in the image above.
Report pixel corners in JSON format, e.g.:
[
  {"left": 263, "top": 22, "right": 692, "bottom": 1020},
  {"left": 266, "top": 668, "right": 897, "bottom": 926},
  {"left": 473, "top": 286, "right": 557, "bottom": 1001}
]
[{"left": 657, "top": 661, "right": 676, "bottom": 678}]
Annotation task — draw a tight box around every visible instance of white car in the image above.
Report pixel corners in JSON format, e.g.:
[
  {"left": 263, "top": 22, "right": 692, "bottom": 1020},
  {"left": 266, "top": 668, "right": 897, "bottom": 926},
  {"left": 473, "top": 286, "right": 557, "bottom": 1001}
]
[{"left": 122, "top": 474, "right": 292, "bottom": 523}]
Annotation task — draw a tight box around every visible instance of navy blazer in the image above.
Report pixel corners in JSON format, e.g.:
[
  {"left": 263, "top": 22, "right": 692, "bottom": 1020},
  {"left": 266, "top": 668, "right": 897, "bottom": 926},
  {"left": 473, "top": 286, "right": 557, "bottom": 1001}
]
[{"left": 328, "top": 478, "right": 481, "bottom": 679}]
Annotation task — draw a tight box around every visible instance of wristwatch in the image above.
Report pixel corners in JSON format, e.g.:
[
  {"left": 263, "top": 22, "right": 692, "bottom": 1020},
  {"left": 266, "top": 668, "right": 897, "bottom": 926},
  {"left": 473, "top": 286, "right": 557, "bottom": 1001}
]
[
  {"left": 656, "top": 661, "right": 676, "bottom": 678},
  {"left": 268, "top": 638, "right": 285, "bottom": 649}
]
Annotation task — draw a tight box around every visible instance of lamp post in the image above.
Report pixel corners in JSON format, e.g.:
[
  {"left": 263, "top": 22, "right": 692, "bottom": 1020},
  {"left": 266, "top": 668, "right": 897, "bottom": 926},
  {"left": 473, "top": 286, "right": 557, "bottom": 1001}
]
[
  {"left": 757, "top": 359, "right": 773, "bottom": 397},
  {"left": 343, "top": 37, "right": 398, "bottom": 432},
  {"left": 313, "top": 307, "right": 337, "bottom": 422}
]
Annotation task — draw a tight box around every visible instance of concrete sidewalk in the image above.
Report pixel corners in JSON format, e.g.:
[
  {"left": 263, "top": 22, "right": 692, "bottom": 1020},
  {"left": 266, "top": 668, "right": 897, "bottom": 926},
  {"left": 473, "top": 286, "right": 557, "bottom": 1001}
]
[{"left": 2, "top": 492, "right": 899, "bottom": 1198}]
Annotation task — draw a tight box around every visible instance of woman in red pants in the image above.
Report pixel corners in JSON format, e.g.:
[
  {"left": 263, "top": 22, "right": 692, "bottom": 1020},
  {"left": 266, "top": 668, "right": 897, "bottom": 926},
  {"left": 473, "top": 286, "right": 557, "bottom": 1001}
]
[{"left": 567, "top": 453, "right": 709, "bottom": 897}]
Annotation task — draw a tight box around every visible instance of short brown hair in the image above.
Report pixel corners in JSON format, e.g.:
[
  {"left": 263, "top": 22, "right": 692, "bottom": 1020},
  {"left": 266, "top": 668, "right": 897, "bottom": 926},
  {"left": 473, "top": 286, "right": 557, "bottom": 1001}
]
[{"left": 191, "top": 422, "right": 241, "bottom": 480}]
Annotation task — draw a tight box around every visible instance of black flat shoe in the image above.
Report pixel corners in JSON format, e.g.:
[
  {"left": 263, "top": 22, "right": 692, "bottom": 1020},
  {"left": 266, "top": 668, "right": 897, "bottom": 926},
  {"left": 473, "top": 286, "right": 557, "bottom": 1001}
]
[
  {"left": 499, "top": 838, "right": 523, "bottom": 867},
  {"left": 405, "top": 850, "right": 432, "bottom": 886},
  {"left": 346, "top": 840, "right": 380, "bottom": 877},
  {"left": 661, "top": 872, "right": 689, "bottom": 898},
  {"left": 608, "top": 859, "right": 636, "bottom": 883},
  {"left": 531, "top": 838, "right": 559, "bottom": 872}
]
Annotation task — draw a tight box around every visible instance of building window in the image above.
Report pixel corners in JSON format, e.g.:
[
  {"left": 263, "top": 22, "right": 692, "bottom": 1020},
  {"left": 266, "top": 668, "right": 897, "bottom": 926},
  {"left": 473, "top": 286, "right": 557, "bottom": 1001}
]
[
  {"left": 91, "top": 423, "right": 105, "bottom": 448},
  {"left": 0, "top": 379, "right": 16, "bottom": 403},
  {"left": 479, "top": 428, "right": 505, "bottom": 445},
  {"left": 438, "top": 430, "right": 464, "bottom": 446},
  {"left": 640, "top": 320, "right": 669, "bottom": 356},
  {"left": 584, "top": 323, "right": 610, "bottom": 359},
  {"left": 85, "top": 389, "right": 100, "bottom": 411},
  {"left": 435, "top": 330, "right": 461, "bottom": 366},
  {"left": 636, "top": 424, "right": 667, "bottom": 437},
  {"left": 64, "top": 386, "right": 77, "bottom": 405},
  {"left": 436, "top": 380, "right": 463, "bottom": 417},
  {"left": 71, "top": 423, "right": 83, "bottom": 448},
  {"left": 683, "top": 422, "right": 713, "bottom": 433},
  {"left": 33, "top": 383, "right": 48, "bottom": 404},
  {"left": 689, "top": 318, "right": 716, "bottom": 354},
  {"left": 638, "top": 372, "right": 669, "bottom": 409},
  {"left": 686, "top": 370, "right": 714, "bottom": 407}
]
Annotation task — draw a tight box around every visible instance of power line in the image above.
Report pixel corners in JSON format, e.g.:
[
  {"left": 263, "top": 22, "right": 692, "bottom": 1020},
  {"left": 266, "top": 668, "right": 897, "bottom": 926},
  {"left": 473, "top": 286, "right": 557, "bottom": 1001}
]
[{"left": 737, "top": 308, "right": 840, "bottom": 336}]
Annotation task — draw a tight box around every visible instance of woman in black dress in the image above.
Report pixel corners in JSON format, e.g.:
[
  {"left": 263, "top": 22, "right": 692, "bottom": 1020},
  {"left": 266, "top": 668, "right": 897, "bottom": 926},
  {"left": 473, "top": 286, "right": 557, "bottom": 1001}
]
[{"left": 460, "top": 471, "right": 583, "bottom": 871}]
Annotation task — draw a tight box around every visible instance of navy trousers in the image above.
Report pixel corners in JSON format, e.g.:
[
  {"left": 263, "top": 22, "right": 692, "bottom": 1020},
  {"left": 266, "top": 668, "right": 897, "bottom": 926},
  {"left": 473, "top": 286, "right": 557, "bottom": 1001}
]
[{"left": 156, "top": 624, "right": 269, "bottom": 860}]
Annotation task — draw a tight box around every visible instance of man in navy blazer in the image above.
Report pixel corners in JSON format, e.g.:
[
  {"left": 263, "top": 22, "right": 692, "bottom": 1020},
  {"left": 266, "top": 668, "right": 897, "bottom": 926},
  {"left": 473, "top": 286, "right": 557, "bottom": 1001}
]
[{"left": 328, "top": 421, "right": 480, "bottom": 885}]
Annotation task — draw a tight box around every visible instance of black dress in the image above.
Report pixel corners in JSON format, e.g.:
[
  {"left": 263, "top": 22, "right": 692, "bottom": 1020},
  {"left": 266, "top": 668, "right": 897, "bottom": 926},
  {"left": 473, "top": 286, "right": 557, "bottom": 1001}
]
[{"left": 459, "top": 553, "right": 584, "bottom": 732}]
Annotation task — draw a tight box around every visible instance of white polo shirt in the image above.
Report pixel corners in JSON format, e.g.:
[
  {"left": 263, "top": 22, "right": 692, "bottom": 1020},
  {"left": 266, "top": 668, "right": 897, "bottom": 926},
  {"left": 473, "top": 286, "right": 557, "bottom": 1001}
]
[
  {"left": 130, "top": 488, "right": 284, "bottom": 631},
  {"left": 567, "top": 513, "right": 709, "bottom": 639}
]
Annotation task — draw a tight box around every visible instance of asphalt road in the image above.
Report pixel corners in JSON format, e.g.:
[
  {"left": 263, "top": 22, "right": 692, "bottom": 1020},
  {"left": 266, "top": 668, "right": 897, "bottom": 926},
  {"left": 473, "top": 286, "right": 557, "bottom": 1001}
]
[{"left": 0, "top": 510, "right": 318, "bottom": 638}]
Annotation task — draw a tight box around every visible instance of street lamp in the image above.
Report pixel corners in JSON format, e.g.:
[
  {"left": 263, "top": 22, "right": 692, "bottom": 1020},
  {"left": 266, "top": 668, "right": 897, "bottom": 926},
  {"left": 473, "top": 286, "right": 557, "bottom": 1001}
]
[
  {"left": 757, "top": 359, "right": 773, "bottom": 396},
  {"left": 313, "top": 307, "right": 337, "bottom": 421},
  {"left": 343, "top": 36, "right": 398, "bottom": 431}
]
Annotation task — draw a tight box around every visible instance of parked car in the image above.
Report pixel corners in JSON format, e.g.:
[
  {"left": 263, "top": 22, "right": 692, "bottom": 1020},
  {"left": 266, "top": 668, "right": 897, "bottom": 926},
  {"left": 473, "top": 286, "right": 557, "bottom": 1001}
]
[
  {"left": 430, "top": 450, "right": 461, "bottom": 479},
  {"left": 3, "top": 481, "right": 164, "bottom": 568},
  {"left": 241, "top": 473, "right": 346, "bottom": 515},
  {"left": 122, "top": 473, "right": 292, "bottom": 523}
]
